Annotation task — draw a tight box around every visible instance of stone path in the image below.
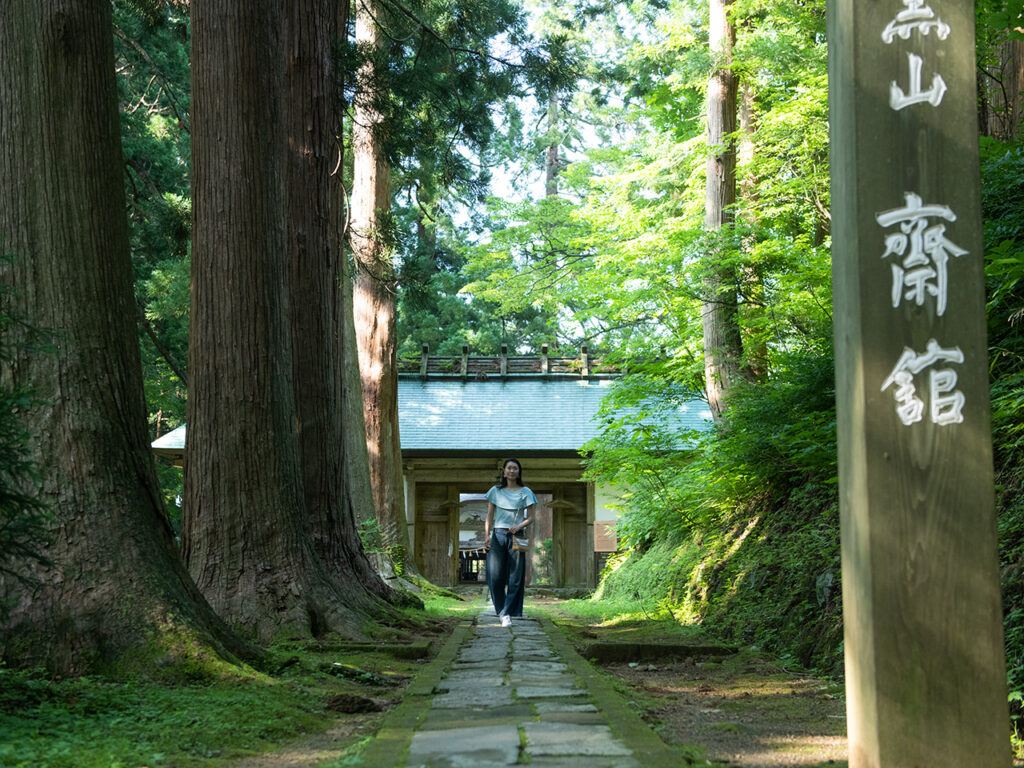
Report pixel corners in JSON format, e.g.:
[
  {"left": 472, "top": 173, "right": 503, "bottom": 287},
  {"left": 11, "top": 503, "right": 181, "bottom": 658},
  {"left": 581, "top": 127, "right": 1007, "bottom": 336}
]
[{"left": 358, "top": 603, "right": 687, "bottom": 767}]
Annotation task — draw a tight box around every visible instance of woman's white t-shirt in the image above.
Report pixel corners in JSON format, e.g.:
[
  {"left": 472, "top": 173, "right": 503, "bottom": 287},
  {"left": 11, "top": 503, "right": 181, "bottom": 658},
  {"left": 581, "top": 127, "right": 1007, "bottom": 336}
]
[{"left": 486, "top": 485, "right": 538, "bottom": 528}]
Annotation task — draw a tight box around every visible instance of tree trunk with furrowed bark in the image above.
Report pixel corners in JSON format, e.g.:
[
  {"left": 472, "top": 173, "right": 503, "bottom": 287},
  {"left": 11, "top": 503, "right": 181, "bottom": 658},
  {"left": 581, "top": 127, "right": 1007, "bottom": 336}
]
[
  {"left": 0, "top": 0, "right": 253, "bottom": 674},
  {"left": 350, "top": 0, "right": 415, "bottom": 576},
  {"left": 184, "top": 0, "right": 401, "bottom": 642}
]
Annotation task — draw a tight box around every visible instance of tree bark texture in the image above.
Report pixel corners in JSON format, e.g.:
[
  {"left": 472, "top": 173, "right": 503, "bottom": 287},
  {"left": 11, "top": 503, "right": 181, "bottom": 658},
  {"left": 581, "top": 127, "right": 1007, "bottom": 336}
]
[
  {"left": 702, "top": 0, "right": 743, "bottom": 421},
  {"left": 351, "top": 0, "right": 412, "bottom": 570},
  {"left": 186, "top": 0, "right": 389, "bottom": 641},
  {"left": 0, "top": 0, "right": 251, "bottom": 673}
]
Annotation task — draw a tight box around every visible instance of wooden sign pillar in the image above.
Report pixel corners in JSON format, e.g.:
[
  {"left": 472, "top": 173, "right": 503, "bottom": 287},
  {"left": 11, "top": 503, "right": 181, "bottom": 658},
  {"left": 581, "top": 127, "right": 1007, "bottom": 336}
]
[{"left": 828, "top": 2, "right": 1010, "bottom": 766}]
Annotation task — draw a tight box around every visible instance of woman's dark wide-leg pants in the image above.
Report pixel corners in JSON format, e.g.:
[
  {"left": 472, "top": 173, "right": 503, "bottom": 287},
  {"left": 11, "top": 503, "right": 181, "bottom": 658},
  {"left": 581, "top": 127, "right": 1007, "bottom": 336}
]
[{"left": 486, "top": 529, "right": 525, "bottom": 617}]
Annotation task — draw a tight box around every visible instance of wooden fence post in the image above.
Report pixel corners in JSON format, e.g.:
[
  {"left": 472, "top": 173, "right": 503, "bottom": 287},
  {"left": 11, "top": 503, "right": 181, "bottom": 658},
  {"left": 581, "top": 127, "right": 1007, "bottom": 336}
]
[{"left": 828, "top": 2, "right": 1010, "bottom": 765}]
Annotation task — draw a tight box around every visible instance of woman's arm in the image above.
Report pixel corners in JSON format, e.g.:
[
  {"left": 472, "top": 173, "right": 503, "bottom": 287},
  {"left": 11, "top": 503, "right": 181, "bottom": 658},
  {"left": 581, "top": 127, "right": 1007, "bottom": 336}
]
[
  {"left": 511, "top": 503, "right": 535, "bottom": 533},
  {"left": 484, "top": 502, "right": 496, "bottom": 548}
]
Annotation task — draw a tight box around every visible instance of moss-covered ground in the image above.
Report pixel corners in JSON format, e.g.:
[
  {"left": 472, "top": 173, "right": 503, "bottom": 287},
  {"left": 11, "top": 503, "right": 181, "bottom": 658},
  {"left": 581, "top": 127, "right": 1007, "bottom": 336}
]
[{"left": 0, "top": 591, "right": 478, "bottom": 768}]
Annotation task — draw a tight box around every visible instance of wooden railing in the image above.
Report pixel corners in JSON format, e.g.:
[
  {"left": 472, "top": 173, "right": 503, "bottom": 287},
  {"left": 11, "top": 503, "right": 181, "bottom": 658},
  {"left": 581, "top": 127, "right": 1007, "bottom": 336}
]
[{"left": 397, "top": 343, "right": 620, "bottom": 378}]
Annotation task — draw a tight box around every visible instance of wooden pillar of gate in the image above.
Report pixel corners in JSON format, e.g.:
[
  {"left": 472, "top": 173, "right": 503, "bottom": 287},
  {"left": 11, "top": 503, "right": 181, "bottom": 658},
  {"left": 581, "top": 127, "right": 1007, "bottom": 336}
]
[{"left": 827, "top": 1, "right": 1010, "bottom": 766}]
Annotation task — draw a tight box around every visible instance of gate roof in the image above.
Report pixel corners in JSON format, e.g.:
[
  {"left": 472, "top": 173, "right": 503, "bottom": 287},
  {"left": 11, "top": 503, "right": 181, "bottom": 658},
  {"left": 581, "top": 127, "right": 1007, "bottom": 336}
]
[{"left": 398, "top": 377, "right": 711, "bottom": 455}]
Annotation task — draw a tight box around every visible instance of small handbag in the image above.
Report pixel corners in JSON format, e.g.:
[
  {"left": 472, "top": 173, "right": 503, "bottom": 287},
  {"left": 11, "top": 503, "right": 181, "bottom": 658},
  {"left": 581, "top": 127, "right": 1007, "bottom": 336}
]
[{"left": 511, "top": 507, "right": 530, "bottom": 551}]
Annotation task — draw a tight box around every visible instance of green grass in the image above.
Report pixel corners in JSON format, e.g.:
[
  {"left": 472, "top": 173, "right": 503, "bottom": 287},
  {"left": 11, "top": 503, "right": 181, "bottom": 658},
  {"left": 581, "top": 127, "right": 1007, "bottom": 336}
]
[
  {"left": 0, "top": 665, "right": 336, "bottom": 767},
  {"left": 530, "top": 592, "right": 711, "bottom": 647},
  {"left": 0, "top": 592, "right": 474, "bottom": 768}
]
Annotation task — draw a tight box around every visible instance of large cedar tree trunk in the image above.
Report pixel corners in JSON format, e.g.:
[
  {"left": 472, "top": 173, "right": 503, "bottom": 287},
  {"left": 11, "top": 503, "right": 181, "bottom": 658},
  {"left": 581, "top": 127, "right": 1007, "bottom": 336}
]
[
  {"left": 0, "top": 0, "right": 251, "bottom": 674},
  {"left": 185, "top": 0, "right": 391, "bottom": 641},
  {"left": 284, "top": 0, "right": 399, "bottom": 596},
  {"left": 351, "top": 0, "right": 412, "bottom": 572},
  {"left": 702, "top": 0, "right": 744, "bottom": 421},
  {"left": 331, "top": 0, "right": 390, "bottom": 580}
]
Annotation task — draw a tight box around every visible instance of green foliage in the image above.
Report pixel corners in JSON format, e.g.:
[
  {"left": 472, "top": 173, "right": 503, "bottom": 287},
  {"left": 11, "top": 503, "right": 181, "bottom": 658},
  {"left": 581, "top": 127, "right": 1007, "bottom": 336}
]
[
  {"left": 981, "top": 137, "right": 1024, "bottom": 748},
  {"left": 113, "top": 0, "right": 191, "bottom": 494},
  {"left": 978, "top": 0, "right": 1024, "bottom": 44},
  {"left": 582, "top": 374, "right": 709, "bottom": 549},
  {"left": 709, "top": 351, "right": 838, "bottom": 495},
  {"left": 397, "top": 230, "right": 559, "bottom": 356},
  {"left": 584, "top": 351, "right": 837, "bottom": 549},
  {"left": 532, "top": 537, "right": 555, "bottom": 585},
  {"left": 999, "top": 473, "right": 1024, "bottom": 741},
  {"left": 594, "top": 539, "right": 703, "bottom": 614}
]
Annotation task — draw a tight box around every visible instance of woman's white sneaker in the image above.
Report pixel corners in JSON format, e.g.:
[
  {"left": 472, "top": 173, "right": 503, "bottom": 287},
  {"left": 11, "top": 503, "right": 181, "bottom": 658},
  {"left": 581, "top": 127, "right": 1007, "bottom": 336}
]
[{"left": 500, "top": 615, "right": 512, "bottom": 628}]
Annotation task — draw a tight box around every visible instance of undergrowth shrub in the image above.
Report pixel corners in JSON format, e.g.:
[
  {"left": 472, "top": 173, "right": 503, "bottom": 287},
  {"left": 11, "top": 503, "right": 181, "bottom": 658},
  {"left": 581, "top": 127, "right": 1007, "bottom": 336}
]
[
  {"left": 981, "top": 136, "right": 1024, "bottom": 741},
  {"left": 595, "top": 486, "right": 843, "bottom": 674},
  {"left": 997, "top": 465, "right": 1024, "bottom": 739},
  {"left": 582, "top": 351, "right": 837, "bottom": 551},
  {"left": 594, "top": 539, "right": 702, "bottom": 612}
]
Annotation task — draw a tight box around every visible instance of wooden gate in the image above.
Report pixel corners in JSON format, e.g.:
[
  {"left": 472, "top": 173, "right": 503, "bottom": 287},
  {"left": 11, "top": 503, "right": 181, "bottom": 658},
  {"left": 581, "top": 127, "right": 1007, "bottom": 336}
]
[
  {"left": 550, "top": 484, "right": 589, "bottom": 587},
  {"left": 415, "top": 484, "right": 458, "bottom": 586}
]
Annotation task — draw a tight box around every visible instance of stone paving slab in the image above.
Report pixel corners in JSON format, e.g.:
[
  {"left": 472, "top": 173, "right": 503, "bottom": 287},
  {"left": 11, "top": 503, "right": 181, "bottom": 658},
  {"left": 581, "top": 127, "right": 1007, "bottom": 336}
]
[
  {"left": 436, "top": 674, "right": 504, "bottom": 690},
  {"left": 419, "top": 704, "right": 536, "bottom": 731},
  {"left": 431, "top": 686, "right": 514, "bottom": 708},
  {"left": 406, "top": 724, "right": 520, "bottom": 767},
  {"left": 509, "top": 660, "right": 568, "bottom": 674},
  {"left": 532, "top": 701, "right": 599, "bottom": 713},
  {"left": 512, "top": 651, "right": 559, "bottom": 662},
  {"left": 515, "top": 685, "right": 588, "bottom": 699},
  {"left": 509, "top": 676, "right": 579, "bottom": 689},
  {"left": 529, "top": 757, "right": 643, "bottom": 768},
  {"left": 532, "top": 711, "right": 607, "bottom": 725},
  {"left": 522, "top": 722, "right": 633, "bottom": 757},
  {"left": 457, "top": 646, "right": 510, "bottom": 663},
  {"left": 450, "top": 660, "right": 500, "bottom": 670}
]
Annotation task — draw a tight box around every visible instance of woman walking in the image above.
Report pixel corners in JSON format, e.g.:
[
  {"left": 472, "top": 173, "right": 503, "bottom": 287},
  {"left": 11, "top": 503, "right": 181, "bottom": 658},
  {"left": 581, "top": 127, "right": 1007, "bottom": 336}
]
[{"left": 484, "top": 458, "right": 537, "bottom": 627}]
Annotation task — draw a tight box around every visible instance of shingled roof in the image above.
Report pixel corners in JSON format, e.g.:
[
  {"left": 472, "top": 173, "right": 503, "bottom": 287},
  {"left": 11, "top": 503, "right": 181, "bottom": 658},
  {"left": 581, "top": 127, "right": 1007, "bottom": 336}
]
[
  {"left": 398, "top": 377, "right": 711, "bottom": 455},
  {"left": 398, "top": 345, "right": 711, "bottom": 455}
]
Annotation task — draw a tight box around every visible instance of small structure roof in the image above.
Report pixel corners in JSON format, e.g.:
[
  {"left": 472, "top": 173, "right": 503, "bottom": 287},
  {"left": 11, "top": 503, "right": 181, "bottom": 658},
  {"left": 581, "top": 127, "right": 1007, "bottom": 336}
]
[{"left": 151, "top": 424, "right": 186, "bottom": 466}]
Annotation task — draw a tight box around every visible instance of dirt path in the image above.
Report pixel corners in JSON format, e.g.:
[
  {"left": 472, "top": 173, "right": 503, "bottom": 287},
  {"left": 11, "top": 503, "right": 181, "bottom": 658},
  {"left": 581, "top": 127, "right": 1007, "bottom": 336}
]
[
  {"left": 603, "top": 654, "right": 847, "bottom": 767},
  {"left": 223, "top": 715, "right": 380, "bottom": 768}
]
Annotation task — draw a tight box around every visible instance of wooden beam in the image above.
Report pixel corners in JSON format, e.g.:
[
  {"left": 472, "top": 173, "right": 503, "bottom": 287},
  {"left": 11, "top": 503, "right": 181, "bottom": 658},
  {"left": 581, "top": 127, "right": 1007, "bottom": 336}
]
[{"left": 828, "top": 2, "right": 1009, "bottom": 766}]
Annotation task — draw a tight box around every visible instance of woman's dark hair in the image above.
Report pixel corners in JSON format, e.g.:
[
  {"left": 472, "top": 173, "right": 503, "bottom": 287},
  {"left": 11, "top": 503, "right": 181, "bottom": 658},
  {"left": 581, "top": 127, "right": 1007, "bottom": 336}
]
[{"left": 498, "top": 458, "right": 523, "bottom": 488}]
